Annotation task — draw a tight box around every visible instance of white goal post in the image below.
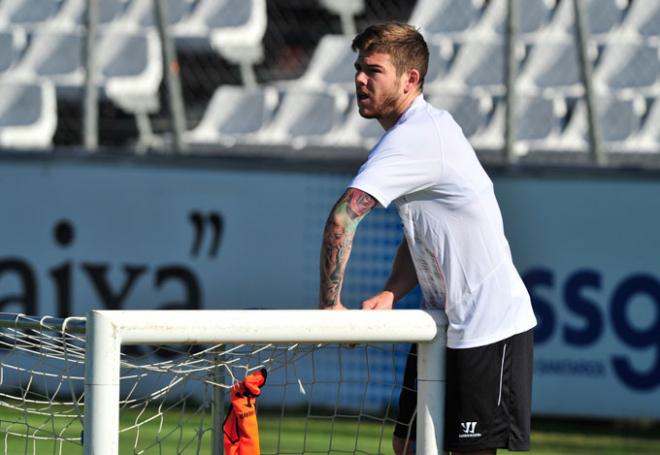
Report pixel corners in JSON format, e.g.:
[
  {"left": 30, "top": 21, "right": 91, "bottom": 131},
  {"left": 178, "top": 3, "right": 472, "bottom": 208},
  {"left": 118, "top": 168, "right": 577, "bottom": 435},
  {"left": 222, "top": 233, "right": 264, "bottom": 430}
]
[{"left": 84, "top": 309, "right": 447, "bottom": 455}]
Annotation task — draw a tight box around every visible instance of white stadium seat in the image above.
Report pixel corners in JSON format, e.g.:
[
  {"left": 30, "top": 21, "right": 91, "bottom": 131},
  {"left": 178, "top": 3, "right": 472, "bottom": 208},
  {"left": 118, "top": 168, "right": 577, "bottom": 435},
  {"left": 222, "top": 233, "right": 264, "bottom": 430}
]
[
  {"left": 549, "top": 0, "right": 627, "bottom": 40},
  {"left": 48, "top": 0, "right": 125, "bottom": 30},
  {"left": 0, "top": 80, "right": 57, "bottom": 149},
  {"left": 174, "top": 0, "right": 266, "bottom": 86},
  {"left": 116, "top": 0, "right": 192, "bottom": 30},
  {"left": 629, "top": 97, "right": 660, "bottom": 153},
  {"left": 0, "top": 27, "right": 26, "bottom": 74},
  {"left": 427, "top": 90, "right": 493, "bottom": 139},
  {"left": 619, "top": 0, "right": 660, "bottom": 42},
  {"left": 253, "top": 88, "right": 349, "bottom": 149},
  {"left": 410, "top": 0, "right": 483, "bottom": 38},
  {"left": 293, "top": 35, "right": 355, "bottom": 90},
  {"left": 473, "top": 0, "right": 556, "bottom": 39},
  {"left": 517, "top": 37, "right": 592, "bottom": 96},
  {"left": 594, "top": 39, "right": 660, "bottom": 96},
  {"left": 9, "top": 29, "right": 85, "bottom": 95},
  {"left": 469, "top": 95, "right": 565, "bottom": 154},
  {"left": 0, "top": 0, "right": 59, "bottom": 31},
  {"left": 318, "top": 0, "right": 364, "bottom": 36},
  {"left": 438, "top": 37, "right": 521, "bottom": 95},
  {"left": 557, "top": 96, "right": 645, "bottom": 152},
  {"left": 185, "top": 85, "right": 278, "bottom": 146},
  {"left": 331, "top": 102, "right": 385, "bottom": 149}
]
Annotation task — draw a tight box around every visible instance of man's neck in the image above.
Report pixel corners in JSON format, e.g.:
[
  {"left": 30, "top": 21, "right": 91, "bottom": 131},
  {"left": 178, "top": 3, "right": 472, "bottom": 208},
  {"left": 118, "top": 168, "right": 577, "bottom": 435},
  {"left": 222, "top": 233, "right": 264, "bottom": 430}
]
[{"left": 378, "top": 91, "right": 420, "bottom": 130}]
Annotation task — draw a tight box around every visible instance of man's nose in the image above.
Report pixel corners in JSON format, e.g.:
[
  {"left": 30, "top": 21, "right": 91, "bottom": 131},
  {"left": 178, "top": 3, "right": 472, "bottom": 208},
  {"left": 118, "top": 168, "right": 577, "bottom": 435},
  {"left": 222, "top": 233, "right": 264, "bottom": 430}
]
[{"left": 355, "top": 71, "right": 367, "bottom": 86}]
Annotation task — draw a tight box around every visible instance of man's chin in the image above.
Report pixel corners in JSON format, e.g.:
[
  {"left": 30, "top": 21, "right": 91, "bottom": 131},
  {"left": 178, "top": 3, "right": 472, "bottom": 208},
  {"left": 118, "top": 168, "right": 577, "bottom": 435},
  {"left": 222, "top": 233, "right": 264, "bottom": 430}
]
[{"left": 358, "top": 108, "right": 377, "bottom": 119}]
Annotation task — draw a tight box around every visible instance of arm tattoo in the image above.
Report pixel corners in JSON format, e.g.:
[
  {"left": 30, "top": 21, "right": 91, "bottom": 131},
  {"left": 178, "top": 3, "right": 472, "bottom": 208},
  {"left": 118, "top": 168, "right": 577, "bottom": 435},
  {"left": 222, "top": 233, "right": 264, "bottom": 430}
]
[{"left": 319, "top": 189, "right": 376, "bottom": 308}]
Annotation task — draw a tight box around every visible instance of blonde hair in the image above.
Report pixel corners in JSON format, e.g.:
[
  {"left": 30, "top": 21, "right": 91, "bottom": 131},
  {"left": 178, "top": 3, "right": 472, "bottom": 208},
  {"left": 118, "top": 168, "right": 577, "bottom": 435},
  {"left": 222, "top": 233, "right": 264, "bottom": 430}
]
[{"left": 352, "top": 22, "right": 429, "bottom": 89}]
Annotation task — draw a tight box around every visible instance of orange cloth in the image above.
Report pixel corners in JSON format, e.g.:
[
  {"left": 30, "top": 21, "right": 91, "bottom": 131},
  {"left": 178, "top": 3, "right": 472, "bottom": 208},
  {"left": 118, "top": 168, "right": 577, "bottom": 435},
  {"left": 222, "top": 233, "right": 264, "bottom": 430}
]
[{"left": 223, "top": 368, "right": 267, "bottom": 455}]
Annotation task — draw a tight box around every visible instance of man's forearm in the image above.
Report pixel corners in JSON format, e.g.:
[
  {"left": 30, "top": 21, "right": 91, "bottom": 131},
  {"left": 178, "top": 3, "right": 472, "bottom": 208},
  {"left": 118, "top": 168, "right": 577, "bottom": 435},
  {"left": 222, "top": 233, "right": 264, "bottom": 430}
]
[
  {"left": 319, "top": 189, "right": 376, "bottom": 308},
  {"left": 383, "top": 239, "right": 418, "bottom": 302}
]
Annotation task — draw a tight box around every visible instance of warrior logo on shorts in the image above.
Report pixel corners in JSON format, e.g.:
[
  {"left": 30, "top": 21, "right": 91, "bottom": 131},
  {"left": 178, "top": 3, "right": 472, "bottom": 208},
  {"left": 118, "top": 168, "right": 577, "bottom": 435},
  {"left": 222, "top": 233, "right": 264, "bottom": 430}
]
[{"left": 459, "top": 421, "right": 482, "bottom": 438}]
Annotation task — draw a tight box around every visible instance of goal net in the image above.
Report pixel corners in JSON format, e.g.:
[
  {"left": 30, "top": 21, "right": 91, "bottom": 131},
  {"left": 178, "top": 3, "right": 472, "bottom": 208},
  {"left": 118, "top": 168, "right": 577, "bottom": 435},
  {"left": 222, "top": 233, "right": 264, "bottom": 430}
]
[{"left": 0, "top": 310, "right": 445, "bottom": 455}]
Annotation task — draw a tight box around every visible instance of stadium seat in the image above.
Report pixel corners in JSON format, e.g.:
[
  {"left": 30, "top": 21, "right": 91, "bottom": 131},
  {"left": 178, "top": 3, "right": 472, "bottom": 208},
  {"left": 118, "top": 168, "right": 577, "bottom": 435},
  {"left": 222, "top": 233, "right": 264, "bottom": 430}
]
[
  {"left": 472, "top": 0, "right": 557, "bottom": 39},
  {"left": 115, "top": 0, "right": 192, "bottom": 30},
  {"left": 517, "top": 36, "right": 592, "bottom": 96},
  {"left": 469, "top": 95, "right": 565, "bottom": 154},
  {"left": 330, "top": 101, "right": 385, "bottom": 149},
  {"left": 318, "top": 0, "right": 364, "bottom": 36},
  {"left": 185, "top": 85, "right": 278, "bottom": 147},
  {"left": 174, "top": 0, "right": 267, "bottom": 86},
  {"left": 0, "top": 80, "right": 57, "bottom": 149},
  {"left": 548, "top": 0, "right": 627, "bottom": 40},
  {"left": 557, "top": 96, "right": 645, "bottom": 152},
  {"left": 629, "top": 97, "right": 660, "bottom": 153},
  {"left": 594, "top": 39, "right": 660, "bottom": 96},
  {"left": 49, "top": 0, "right": 125, "bottom": 29},
  {"left": 437, "top": 37, "right": 522, "bottom": 95},
  {"left": 0, "top": 27, "right": 26, "bottom": 74},
  {"left": 619, "top": 0, "right": 660, "bottom": 41},
  {"left": 252, "top": 88, "right": 349, "bottom": 149},
  {"left": 409, "top": 0, "right": 484, "bottom": 38},
  {"left": 9, "top": 29, "right": 85, "bottom": 95},
  {"left": 292, "top": 35, "right": 355, "bottom": 90},
  {"left": 427, "top": 90, "right": 493, "bottom": 139},
  {"left": 0, "top": 0, "right": 59, "bottom": 31}
]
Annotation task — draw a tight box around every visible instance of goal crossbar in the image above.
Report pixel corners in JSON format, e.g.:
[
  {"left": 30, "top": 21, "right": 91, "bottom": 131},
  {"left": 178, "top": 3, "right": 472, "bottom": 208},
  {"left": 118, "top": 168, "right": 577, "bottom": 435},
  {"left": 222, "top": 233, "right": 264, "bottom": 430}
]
[{"left": 83, "top": 309, "right": 447, "bottom": 455}]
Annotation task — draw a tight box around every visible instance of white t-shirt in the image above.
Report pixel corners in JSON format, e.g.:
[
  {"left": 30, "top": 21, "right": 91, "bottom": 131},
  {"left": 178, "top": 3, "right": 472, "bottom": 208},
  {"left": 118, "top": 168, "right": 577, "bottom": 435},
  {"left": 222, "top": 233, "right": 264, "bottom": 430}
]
[{"left": 350, "top": 95, "right": 537, "bottom": 349}]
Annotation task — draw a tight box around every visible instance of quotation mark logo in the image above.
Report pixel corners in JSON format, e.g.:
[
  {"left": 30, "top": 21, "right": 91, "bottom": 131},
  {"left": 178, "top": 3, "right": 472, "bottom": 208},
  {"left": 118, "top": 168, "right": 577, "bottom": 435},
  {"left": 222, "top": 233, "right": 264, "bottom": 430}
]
[{"left": 189, "top": 211, "right": 223, "bottom": 258}]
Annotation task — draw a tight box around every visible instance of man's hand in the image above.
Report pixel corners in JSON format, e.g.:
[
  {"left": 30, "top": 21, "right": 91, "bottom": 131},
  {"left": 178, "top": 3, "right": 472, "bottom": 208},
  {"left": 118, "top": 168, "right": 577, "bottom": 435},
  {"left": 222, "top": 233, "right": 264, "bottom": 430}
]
[{"left": 361, "top": 291, "right": 395, "bottom": 310}]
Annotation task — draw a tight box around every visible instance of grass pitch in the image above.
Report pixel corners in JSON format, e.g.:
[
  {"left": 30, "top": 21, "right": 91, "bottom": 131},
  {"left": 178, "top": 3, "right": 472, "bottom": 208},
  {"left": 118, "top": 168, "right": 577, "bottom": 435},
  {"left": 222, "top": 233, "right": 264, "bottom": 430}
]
[{"left": 1, "top": 406, "right": 659, "bottom": 454}]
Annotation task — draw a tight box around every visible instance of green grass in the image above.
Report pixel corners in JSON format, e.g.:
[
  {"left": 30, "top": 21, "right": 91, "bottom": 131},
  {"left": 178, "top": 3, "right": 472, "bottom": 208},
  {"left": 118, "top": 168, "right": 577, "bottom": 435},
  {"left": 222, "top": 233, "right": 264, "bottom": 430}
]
[{"left": 1, "top": 406, "right": 659, "bottom": 454}]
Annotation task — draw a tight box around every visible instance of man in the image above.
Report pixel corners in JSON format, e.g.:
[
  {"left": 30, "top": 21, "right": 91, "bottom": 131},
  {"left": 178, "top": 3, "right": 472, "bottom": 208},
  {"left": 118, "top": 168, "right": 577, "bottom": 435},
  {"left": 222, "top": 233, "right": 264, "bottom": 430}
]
[{"left": 318, "top": 22, "right": 537, "bottom": 455}]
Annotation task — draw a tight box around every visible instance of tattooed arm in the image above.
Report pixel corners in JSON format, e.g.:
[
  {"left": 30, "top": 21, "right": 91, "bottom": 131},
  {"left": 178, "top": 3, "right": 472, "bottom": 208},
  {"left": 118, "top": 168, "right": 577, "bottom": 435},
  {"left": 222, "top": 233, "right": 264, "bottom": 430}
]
[{"left": 319, "top": 188, "right": 377, "bottom": 309}]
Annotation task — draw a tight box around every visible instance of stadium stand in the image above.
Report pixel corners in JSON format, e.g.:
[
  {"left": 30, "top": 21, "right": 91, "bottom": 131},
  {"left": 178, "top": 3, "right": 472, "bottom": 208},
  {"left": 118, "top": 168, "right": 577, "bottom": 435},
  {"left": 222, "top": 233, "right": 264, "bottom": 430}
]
[
  {"left": 7, "top": 27, "right": 162, "bottom": 148},
  {"left": 185, "top": 85, "right": 278, "bottom": 147},
  {"left": 0, "top": 0, "right": 657, "bottom": 166},
  {"left": 0, "top": 79, "right": 57, "bottom": 148}
]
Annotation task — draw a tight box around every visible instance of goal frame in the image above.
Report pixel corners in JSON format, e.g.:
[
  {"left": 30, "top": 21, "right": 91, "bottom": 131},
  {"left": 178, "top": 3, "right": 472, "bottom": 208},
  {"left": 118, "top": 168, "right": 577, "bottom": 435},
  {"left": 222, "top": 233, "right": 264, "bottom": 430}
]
[{"left": 84, "top": 309, "right": 447, "bottom": 455}]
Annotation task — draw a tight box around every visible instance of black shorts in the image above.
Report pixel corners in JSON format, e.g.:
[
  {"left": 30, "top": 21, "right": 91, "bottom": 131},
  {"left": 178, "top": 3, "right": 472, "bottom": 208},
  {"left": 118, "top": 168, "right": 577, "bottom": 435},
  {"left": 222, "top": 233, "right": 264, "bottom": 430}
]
[{"left": 394, "top": 329, "right": 534, "bottom": 452}]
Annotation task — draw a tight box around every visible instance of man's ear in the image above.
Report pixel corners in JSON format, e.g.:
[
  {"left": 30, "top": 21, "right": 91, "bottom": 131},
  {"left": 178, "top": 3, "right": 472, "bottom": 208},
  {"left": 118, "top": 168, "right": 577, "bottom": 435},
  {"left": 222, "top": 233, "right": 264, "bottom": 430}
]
[{"left": 403, "top": 68, "right": 421, "bottom": 93}]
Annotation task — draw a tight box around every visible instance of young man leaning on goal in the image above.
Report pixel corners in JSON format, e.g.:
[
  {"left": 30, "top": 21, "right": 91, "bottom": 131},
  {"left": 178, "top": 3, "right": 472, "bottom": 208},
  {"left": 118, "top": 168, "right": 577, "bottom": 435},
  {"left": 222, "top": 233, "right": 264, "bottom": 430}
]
[{"left": 318, "top": 22, "right": 537, "bottom": 455}]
